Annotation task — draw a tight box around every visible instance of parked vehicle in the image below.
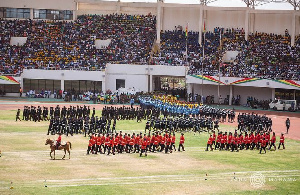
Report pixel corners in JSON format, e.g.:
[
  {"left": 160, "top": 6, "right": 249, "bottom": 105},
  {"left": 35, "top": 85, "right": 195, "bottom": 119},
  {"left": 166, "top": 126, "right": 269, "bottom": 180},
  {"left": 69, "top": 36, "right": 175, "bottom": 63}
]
[{"left": 269, "top": 99, "right": 297, "bottom": 111}]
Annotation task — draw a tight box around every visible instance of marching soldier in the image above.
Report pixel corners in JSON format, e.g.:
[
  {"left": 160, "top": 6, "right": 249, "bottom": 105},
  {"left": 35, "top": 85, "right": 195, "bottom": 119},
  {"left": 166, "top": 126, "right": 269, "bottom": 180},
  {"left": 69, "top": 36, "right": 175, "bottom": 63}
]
[{"left": 16, "top": 109, "right": 21, "bottom": 121}]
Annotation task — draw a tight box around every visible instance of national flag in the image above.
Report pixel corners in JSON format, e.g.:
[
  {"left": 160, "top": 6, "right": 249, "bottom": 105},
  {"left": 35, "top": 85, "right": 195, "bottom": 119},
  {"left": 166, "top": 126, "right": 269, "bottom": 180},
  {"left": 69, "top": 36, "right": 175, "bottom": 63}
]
[
  {"left": 185, "top": 23, "right": 188, "bottom": 37},
  {"left": 203, "top": 21, "right": 206, "bottom": 32}
]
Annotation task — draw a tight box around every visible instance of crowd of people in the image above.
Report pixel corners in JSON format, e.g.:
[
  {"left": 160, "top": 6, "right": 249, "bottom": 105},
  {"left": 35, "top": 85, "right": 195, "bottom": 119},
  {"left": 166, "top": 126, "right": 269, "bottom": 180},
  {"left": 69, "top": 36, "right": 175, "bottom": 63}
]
[
  {"left": 0, "top": 14, "right": 156, "bottom": 75},
  {"left": 187, "top": 28, "right": 300, "bottom": 80},
  {"left": 1, "top": 15, "right": 299, "bottom": 80}
]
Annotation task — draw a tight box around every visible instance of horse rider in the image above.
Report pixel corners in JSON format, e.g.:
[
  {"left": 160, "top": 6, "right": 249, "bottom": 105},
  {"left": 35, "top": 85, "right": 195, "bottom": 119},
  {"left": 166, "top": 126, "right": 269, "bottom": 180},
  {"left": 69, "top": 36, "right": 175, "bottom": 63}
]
[{"left": 56, "top": 133, "right": 62, "bottom": 149}]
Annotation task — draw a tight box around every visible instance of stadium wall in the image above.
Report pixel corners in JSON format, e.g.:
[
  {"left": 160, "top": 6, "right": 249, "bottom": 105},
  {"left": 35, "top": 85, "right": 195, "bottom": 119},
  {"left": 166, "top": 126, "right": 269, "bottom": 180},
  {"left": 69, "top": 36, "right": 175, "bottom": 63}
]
[
  {"left": 105, "top": 64, "right": 186, "bottom": 92},
  {"left": 0, "top": 0, "right": 76, "bottom": 10},
  {"left": 6, "top": 67, "right": 298, "bottom": 104},
  {"left": 21, "top": 69, "right": 105, "bottom": 92}
]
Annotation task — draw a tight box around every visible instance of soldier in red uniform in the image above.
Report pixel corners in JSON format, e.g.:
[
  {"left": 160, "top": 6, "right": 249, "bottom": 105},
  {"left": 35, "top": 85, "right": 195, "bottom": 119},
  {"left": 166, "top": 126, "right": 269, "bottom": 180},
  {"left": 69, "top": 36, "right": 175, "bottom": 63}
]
[
  {"left": 128, "top": 135, "right": 135, "bottom": 153},
  {"left": 87, "top": 136, "right": 95, "bottom": 155},
  {"left": 140, "top": 138, "right": 148, "bottom": 157},
  {"left": 215, "top": 132, "right": 221, "bottom": 150},
  {"left": 268, "top": 132, "right": 276, "bottom": 150},
  {"left": 101, "top": 134, "right": 105, "bottom": 152},
  {"left": 239, "top": 133, "right": 244, "bottom": 150},
  {"left": 249, "top": 132, "right": 255, "bottom": 150},
  {"left": 153, "top": 134, "right": 159, "bottom": 152},
  {"left": 146, "top": 133, "right": 151, "bottom": 151},
  {"left": 223, "top": 132, "right": 228, "bottom": 150},
  {"left": 171, "top": 133, "right": 176, "bottom": 151},
  {"left": 104, "top": 134, "right": 110, "bottom": 154},
  {"left": 120, "top": 135, "right": 127, "bottom": 153},
  {"left": 205, "top": 135, "right": 213, "bottom": 151},
  {"left": 212, "top": 131, "right": 216, "bottom": 146},
  {"left": 227, "top": 132, "right": 232, "bottom": 150},
  {"left": 134, "top": 133, "right": 140, "bottom": 153},
  {"left": 178, "top": 133, "right": 185, "bottom": 151},
  {"left": 278, "top": 133, "right": 285, "bottom": 149},
  {"left": 260, "top": 137, "right": 267, "bottom": 154},
  {"left": 150, "top": 133, "right": 156, "bottom": 152},
  {"left": 165, "top": 134, "right": 172, "bottom": 153},
  {"left": 125, "top": 133, "right": 130, "bottom": 153},
  {"left": 220, "top": 133, "right": 225, "bottom": 150},
  {"left": 107, "top": 135, "right": 115, "bottom": 155},
  {"left": 265, "top": 132, "right": 270, "bottom": 148},
  {"left": 114, "top": 133, "right": 120, "bottom": 153},
  {"left": 160, "top": 134, "right": 166, "bottom": 152},
  {"left": 95, "top": 134, "right": 102, "bottom": 154},
  {"left": 244, "top": 133, "right": 249, "bottom": 150},
  {"left": 231, "top": 135, "right": 238, "bottom": 152},
  {"left": 56, "top": 133, "right": 62, "bottom": 150}
]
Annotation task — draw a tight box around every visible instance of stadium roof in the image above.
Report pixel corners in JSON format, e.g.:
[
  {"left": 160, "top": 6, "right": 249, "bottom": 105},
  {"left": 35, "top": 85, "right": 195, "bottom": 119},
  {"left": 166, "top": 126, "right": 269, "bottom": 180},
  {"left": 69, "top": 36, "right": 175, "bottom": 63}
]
[{"left": 103, "top": 0, "right": 297, "bottom": 10}]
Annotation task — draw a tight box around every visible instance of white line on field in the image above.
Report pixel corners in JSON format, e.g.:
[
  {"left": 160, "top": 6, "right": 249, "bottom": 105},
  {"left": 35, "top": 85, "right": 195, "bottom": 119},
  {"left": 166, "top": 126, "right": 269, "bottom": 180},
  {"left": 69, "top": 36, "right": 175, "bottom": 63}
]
[
  {"left": 41, "top": 170, "right": 300, "bottom": 183},
  {"left": 47, "top": 179, "right": 196, "bottom": 188}
]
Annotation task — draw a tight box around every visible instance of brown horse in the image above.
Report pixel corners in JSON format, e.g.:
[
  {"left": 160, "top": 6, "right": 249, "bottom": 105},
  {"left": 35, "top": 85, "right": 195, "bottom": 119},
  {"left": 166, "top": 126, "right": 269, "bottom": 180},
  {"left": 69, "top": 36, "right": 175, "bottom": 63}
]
[{"left": 45, "top": 139, "right": 72, "bottom": 160}]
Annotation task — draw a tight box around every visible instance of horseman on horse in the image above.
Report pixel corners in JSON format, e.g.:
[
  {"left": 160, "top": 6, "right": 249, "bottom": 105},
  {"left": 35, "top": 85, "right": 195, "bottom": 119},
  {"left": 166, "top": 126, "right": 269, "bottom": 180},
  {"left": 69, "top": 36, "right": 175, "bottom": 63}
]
[{"left": 45, "top": 137, "right": 72, "bottom": 160}]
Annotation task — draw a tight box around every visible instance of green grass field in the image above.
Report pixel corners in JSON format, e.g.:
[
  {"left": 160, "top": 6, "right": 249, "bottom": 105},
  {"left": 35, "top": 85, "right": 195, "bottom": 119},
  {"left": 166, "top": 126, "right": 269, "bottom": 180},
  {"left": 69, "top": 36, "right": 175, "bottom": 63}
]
[{"left": 0, "top": 109, "right": 299, "bottom": 195}]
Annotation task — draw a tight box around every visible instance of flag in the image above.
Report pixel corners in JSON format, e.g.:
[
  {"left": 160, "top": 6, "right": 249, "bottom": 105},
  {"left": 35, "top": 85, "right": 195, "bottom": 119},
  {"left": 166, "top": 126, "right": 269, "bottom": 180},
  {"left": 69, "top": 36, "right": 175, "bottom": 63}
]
[
  {"left": 185, "top": 23, "right": 188, "bottom": 37},
  {"left": 203, "top": 21, "right": 206, "bottom": 32}
]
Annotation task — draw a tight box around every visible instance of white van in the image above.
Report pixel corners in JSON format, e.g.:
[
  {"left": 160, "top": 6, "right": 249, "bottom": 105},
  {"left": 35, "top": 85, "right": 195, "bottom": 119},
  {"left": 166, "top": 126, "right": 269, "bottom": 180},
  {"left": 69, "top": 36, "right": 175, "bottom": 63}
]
[{"left": 269, "top": 99, "right": 297, "bottom": 111}]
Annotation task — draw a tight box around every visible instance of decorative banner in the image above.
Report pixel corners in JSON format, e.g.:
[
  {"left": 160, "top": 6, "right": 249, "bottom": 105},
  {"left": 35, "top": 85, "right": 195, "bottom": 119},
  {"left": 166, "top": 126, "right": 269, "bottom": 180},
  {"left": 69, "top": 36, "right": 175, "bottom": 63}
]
[
  {"left": 0, "top": 76, "right": 20, "bottom": 84},
  {"left": 230, "top": 78, "right": 261, "bottom": 85},
  {"left": 276, "top": 80, "right": 300, "bottom": 88},
  {"left": 191, "top": 75, "right": 225, "bottom": 85}
]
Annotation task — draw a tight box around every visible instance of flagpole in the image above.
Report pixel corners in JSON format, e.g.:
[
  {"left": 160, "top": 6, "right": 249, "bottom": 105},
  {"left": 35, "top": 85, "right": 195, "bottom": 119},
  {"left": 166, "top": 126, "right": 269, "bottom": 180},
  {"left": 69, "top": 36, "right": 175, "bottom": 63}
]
[
  {"left": 218, "top": 31, "right": 221, "bottom": 105},
  {"left": 186, "top": 23, "right": 188, "bottom": 66},
  {"left": 201, "top": 31, "right": 204, "bottom": 102}
]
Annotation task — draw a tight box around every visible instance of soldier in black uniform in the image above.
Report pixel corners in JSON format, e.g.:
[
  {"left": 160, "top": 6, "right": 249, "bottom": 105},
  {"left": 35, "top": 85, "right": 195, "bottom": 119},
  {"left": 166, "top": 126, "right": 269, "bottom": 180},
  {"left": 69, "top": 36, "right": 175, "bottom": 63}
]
[{"left": 16, "top": 109, "right": 21, "bottom": 121}]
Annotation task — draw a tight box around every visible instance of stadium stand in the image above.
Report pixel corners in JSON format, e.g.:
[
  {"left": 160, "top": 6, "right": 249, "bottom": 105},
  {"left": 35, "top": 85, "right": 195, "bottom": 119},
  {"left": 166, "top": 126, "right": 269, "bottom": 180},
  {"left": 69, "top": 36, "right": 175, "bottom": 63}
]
[
  {"left": 0, "top": 15, "right": 299, "bottom": 80},
  {"left": 0, "top": 14, "right": 156, "bottom": 75}
]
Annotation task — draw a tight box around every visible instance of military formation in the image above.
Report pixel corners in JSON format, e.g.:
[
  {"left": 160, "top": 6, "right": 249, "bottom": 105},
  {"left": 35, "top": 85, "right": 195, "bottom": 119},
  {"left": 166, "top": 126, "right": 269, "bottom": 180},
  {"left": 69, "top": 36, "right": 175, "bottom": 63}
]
[
  {"left": 16, "top": 94, "right": 282, "bottom": 157},
  {"left": 205, "top": 131, "right": 285, "bottom": 154},
  {"left": 237, "top": 113, "right": 272, "bottom": 132},
  {"left": 86, "top": 131, "right": 185, "bottom": 157}
]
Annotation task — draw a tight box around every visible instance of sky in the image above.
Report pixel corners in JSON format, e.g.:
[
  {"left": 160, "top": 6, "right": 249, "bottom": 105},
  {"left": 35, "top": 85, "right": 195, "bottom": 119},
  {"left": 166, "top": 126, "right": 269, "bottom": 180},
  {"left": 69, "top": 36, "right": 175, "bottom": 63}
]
[{"left": 114, "top": 0, "right": 294, "bottom": 10}]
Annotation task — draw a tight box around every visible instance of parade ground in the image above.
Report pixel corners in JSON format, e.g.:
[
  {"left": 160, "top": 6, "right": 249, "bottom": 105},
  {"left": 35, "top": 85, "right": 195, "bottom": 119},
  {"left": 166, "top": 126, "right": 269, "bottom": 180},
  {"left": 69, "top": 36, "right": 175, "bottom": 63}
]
[{"left": 0, "top": 98, "right": 300, "bottom": 195}]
